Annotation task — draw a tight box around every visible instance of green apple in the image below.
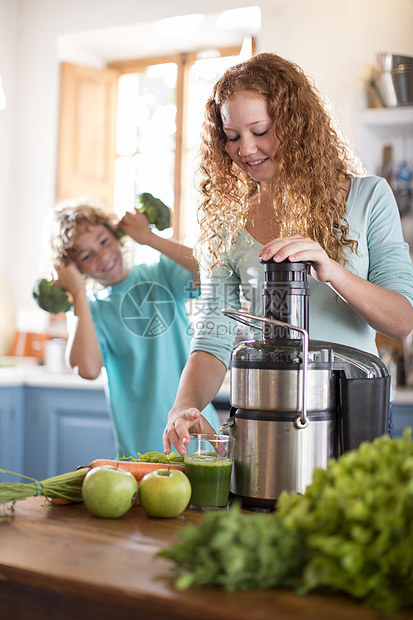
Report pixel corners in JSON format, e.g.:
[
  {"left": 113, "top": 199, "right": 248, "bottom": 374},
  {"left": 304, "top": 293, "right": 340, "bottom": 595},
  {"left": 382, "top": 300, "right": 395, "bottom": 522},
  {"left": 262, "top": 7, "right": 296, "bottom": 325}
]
[
  {"left": 139, "top": 469, "right": 191, "bottom": 518},
  {"left": 82, "top": 465, "right": 138, "bottom": 518}
]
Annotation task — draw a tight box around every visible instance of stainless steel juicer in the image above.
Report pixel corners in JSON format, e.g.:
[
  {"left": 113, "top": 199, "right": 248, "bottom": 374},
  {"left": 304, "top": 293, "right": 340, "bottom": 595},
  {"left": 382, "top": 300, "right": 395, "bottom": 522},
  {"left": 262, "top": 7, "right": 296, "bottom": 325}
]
[{"left": 222, "top": 259, "right": 390, "bottom": 510}]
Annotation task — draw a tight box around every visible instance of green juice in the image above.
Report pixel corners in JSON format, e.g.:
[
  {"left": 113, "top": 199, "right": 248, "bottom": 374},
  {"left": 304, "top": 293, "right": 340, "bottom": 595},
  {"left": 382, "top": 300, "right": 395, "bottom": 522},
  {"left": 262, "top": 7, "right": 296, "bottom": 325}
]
[{"left": 185, "top": 451, "right": 233, "bottom": 508}]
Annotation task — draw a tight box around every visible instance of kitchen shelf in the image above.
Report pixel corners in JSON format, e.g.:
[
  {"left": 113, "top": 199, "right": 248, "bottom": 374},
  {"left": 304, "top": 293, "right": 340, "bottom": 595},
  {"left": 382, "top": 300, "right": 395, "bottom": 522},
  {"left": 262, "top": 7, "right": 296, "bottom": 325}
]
[
  {"left": 360, "top": 106, "right": 413, "bottom": 132},
  {"left": 356, "top": 105, "right": 413, "bottom": 178}
]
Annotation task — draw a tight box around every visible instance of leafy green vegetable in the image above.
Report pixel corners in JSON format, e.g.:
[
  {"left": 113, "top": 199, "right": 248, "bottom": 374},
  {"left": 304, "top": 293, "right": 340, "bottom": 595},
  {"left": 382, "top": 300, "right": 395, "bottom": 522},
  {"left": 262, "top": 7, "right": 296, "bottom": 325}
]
[
  {"left": 136, "top": 192, "right": 171, "bottom": 231},
  {"left": 32, "top": 278, "right": 72, "bottom": 314},
  {"left": 159, "top": 428, "right": 413, "bottom": 612},
  {"left": 120, "top": 451, "right": 184, "bottom": 464},
  {"left": 159, "top": 502, "right": 303, "bottom": 591}
]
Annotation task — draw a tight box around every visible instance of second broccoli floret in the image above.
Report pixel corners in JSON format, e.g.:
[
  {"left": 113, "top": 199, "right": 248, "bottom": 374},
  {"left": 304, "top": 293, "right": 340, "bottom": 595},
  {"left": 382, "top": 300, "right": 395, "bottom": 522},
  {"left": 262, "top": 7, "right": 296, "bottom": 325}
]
[
  {"left": 136, "top": 193, "right": 171, "bottom": 231},
  {"left": 32, "top": 278, "right": 73, "bottom": 314}
]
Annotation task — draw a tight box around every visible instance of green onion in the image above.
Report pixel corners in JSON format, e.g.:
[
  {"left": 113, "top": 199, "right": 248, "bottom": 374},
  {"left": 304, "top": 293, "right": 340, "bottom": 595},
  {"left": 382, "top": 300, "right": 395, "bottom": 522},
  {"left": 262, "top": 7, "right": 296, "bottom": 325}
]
[{"left": 0, "top": 468, "right": 89, "bottom": 504}]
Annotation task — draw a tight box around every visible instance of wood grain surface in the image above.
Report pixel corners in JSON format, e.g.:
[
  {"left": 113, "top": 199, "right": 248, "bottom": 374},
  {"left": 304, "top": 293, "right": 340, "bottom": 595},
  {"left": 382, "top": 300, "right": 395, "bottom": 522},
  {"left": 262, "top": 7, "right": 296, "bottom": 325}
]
[{"left": 0, "top": 497, "right": 412, "bottom": 620}]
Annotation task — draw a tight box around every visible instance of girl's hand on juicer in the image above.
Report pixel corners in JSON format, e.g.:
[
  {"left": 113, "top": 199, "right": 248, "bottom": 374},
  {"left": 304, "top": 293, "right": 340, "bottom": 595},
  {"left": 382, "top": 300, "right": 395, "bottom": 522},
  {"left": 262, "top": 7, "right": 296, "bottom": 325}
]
[{"left": 259, "top": 235, "right": 336, "bottom": 284}]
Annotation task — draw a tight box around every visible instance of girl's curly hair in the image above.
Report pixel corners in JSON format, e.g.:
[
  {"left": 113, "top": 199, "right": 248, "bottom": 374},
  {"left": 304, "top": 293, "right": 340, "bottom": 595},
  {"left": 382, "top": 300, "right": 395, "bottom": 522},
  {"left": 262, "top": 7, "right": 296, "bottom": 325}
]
[
  {"left": 50, "top": 197, "right": 120, "bottom": 263},
  {"left": 195, "top": 53, "right": 364, "bottom": 270}
]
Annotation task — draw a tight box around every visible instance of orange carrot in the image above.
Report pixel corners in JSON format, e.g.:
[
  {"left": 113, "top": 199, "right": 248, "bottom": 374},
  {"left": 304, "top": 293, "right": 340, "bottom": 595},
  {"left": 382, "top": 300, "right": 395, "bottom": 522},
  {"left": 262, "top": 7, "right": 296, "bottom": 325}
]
[
  {"left": 49, "top": 467, "right": 89, "bottom": 505},
  {"left": 86, "top": 458, "right": 185, "bottom": 481},
  {"left": 49, "top": 497, "right": 81, "bottom": 505}
]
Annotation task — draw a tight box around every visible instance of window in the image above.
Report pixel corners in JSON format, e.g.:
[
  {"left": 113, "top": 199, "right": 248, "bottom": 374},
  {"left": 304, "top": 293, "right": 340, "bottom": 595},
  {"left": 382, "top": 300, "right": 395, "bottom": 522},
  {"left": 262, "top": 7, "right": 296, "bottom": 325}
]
[
  {"left": 57, "top": 45, "right": 255, "bottom": 251},
  {"left": 109, "top": 46, "right": 249, "bottom": 246}
]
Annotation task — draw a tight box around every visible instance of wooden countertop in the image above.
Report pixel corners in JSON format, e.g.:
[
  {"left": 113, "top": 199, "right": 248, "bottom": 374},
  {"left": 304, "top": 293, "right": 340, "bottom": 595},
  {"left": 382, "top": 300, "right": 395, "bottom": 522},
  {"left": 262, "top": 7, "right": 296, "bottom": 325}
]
[{"left": 0, "top": 497, "right": 412, "bottom": 620}]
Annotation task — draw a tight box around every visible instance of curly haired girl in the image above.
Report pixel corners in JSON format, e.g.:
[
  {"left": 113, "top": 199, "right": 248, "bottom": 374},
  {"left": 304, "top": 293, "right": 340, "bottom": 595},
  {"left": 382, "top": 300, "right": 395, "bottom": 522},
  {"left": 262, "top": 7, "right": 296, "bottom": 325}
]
[
  {"left": 196, "top": 53, "right": 363, "bottom": 269},
  {"left": 163, "top": 53, "right": 413, "bottom": 455}
]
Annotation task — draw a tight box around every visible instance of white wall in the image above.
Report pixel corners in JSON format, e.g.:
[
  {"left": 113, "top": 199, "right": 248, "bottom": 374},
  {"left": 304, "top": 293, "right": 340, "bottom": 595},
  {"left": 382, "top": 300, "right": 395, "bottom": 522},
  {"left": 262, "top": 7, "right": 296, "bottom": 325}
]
[
  {"left": 1, "top": 0, "right": 413, "bottom": 351},
  {"left": 0, "top": 0, "right": 16, "bottom": 273}
]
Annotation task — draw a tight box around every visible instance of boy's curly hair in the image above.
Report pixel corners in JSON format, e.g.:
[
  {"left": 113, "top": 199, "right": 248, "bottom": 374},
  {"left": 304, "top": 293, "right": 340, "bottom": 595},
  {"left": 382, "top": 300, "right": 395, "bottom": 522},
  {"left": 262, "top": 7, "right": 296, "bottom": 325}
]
[
  {"left": 195, "top": 53, "right": 364, "bottom": 270},
  {"left": 50, "top": 197, "right": 120, "bottom": 263}
]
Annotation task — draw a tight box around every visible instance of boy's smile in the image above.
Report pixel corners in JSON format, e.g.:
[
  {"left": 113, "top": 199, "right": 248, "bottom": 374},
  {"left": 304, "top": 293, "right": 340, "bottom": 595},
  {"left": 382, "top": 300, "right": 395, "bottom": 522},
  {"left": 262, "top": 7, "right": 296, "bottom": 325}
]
[{"left": 71, "top": 224, "right": 129, "bottom": 286}]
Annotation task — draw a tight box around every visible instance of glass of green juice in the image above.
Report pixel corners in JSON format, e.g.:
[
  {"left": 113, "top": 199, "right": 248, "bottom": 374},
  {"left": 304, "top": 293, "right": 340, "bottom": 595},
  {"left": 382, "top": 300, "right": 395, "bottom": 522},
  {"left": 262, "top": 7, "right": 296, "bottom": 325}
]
[{"left": 185, "top": 434, "right": 234, "bottom": 510}]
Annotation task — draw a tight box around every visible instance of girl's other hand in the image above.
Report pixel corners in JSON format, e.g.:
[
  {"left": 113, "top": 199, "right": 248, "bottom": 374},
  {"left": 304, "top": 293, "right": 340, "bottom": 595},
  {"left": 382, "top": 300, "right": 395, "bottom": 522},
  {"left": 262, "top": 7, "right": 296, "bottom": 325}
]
[
  {"left": 259, "top": 234, "right": 336, "bottom": 283},
  {"left": 163, "top": 409, "right": 216, "bottom": 456},
  {"left": 118, "top": 209, "right": 152, "bottom": 245}
]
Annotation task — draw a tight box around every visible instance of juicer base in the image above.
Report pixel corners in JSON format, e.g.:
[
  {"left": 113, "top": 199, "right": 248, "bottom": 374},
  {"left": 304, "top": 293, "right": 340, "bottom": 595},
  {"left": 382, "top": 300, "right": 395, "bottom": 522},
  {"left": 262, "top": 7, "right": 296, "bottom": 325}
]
[{"left": 229, "top": 492, "right": 277, "bottom": 512}]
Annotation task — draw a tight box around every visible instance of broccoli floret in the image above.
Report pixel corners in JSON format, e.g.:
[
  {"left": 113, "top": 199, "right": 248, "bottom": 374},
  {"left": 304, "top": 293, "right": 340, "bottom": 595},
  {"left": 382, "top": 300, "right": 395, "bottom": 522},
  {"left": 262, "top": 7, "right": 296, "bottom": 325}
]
[
  {"left": 114, "top": 228, "right": 127, "bottom": 239},
  {"left": 32, "top": 278, "right": 72, "bottom": 314},
  {"left": 136, "top": 192, "right": 171, "bottom": 231}
]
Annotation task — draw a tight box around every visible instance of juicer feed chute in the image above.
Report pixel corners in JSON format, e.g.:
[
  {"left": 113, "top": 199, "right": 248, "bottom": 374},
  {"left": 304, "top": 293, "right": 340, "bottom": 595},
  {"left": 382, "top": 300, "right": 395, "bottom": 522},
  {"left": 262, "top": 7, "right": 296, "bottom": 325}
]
[{"left": 222, "top": 259, "right": 390, "bottom": 510}]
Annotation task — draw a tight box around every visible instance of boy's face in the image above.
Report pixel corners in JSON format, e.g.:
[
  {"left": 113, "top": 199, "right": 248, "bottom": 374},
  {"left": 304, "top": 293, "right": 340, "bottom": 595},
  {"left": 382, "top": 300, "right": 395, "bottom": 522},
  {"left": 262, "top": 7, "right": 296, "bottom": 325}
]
[{"left": 70, "top": 224, "right": 128, "bottom": 286}]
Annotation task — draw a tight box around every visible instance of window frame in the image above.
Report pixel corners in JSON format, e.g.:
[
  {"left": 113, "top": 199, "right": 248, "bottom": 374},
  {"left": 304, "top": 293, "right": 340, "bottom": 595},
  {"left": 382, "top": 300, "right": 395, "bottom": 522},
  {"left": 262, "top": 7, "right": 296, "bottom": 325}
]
[{"left": 108, "top": 46, "right": 243, "bottom": 241}]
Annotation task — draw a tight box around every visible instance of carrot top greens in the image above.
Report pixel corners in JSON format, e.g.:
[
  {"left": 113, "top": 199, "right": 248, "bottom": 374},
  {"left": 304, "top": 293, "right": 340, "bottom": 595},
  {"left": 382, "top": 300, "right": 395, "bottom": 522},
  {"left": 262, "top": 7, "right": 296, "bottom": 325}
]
[
  {"left": 120, "top": 451, "right": 184, "bottom": 464},
  {"left": 0, "top": 468, "right": 88, "bottom": 505}
]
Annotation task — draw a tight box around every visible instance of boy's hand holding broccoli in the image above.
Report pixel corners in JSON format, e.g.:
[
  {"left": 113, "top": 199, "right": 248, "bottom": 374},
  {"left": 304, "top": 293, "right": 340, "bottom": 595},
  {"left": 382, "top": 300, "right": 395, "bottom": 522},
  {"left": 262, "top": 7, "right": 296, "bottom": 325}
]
[
  {"left": 32, "top": 263, "right": 85, "bottom": 315},
  {"left": 117, "top": 209, "right": 153, "bottom": 245},
  {"left": 53, "top": 262, "right": 86, "bottom": 299},
  {"left": 116, "top": 193, "right": 171, "bottom": 240}
]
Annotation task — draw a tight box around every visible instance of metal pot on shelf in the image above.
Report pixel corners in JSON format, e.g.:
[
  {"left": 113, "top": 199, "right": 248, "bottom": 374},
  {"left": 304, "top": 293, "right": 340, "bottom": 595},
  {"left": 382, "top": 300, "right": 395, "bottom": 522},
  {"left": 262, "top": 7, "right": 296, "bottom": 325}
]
[
  {"left": 371, "top": 52, "right": 413, "bottom": 107},
  {"left": 221, "top": 259, "right": 390, "bottom": 510}
]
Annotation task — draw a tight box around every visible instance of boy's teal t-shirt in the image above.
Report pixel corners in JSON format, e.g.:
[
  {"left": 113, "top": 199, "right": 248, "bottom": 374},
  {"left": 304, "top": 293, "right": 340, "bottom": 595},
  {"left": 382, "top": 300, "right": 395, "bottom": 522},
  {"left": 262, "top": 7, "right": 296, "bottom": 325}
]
[{"left": 85, "top": 255, "right": 219, "bottom": 458}]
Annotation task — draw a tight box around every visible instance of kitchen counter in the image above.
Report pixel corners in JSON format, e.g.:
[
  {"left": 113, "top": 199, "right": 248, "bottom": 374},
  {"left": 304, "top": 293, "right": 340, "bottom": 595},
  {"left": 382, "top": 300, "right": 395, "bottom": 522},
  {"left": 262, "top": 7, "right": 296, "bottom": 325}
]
[
  {"left": 0, "top": 364, "right": 105, "bottom": 389},
  {"left": 392, "top": 387, "right": 413, "bottom": 405},
  {"left": 1, "top": 497, "right": 411, "bottom": 620},
  {"left": 0, "top": 364, "right": 231, "bottom": 398}
]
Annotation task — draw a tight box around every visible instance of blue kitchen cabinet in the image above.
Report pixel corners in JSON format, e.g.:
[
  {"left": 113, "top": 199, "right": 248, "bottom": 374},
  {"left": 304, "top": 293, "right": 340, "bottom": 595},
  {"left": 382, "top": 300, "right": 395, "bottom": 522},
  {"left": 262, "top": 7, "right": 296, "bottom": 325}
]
[
  {"left": 24, "top": 387, "right": 116, "bottom": 480},
  {"left": 392, "top": 403, "right": 413, "bottom": 438},
  {"left": 0, "top": 386, "right": 25, "bottom": 482}
]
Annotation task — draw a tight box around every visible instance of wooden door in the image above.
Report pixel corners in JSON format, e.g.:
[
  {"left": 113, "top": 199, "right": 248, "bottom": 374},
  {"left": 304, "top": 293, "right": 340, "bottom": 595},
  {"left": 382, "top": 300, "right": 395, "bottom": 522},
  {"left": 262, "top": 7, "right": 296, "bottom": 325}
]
[{"left": 57, "top": 62, "right": 119, "bottom": 208}]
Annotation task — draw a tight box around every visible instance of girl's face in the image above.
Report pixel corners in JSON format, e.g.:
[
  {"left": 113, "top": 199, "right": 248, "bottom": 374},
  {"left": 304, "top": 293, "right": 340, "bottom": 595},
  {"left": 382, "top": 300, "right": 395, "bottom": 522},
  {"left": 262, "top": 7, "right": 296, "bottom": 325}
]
[
  {"left": 71, "top": 224, "right": 128, "bottom": 286},
  {"left": 220, "top": 91, "right": 278, "bottom": 183}
]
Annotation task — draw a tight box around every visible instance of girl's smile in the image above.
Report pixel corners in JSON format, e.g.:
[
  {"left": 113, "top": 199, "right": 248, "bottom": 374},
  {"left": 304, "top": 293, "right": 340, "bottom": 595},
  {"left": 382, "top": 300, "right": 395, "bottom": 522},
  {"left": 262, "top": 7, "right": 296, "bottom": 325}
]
[{"left": 220, "top": 90, "right": 277, "bottom": 182}]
